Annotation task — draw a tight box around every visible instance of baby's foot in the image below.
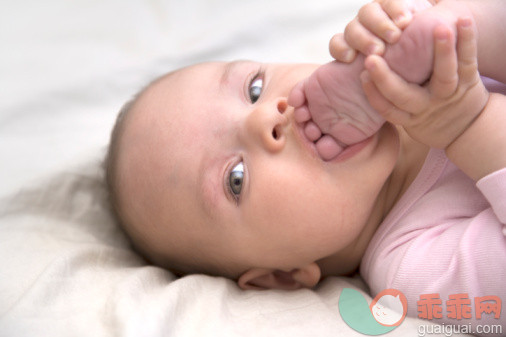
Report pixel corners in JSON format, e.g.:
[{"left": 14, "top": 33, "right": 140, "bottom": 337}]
[
  {"left": 288, "top": 7, "right": 463, "bottom": 161},
  {"left": 289, "top": 55, "right": 383, "bottom": 160}
]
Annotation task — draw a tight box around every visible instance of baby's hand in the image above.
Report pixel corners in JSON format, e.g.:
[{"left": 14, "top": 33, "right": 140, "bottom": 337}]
[
  {"left": 360, "top": 17, "right": 489, "bottom": 149},
  {"left": 330, "top": 0, "right": 433, "bottom": 63}
]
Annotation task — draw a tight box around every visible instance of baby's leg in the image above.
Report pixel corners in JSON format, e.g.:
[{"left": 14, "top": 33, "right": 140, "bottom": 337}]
[{"left": 290, "top": 5, "right": 468, "bottom": 161}]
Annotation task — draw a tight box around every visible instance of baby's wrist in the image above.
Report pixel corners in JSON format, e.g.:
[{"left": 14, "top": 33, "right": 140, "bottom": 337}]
[
  {"left": 445, "top": 92, "right": 506, "bottom": 181},
  {"left": 444, "top": 91, "right": 489, "bottom": 152}
]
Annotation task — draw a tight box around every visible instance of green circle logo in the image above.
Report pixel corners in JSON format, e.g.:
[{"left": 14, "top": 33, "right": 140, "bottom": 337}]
[{"left": 339, "top": 288, "right": 408, "bottom": 335}]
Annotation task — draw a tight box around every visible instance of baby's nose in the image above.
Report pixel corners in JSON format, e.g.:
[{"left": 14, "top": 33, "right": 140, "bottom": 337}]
[
  {"left": 244, "top": 98, "right": 289, "bottom": 152},
  {"left": 277, "top": 99, "right": 288, "bottom": 114}
]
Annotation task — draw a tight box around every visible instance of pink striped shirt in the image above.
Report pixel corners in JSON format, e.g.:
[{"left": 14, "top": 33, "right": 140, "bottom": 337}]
[{"left": 361, "top": 147, "right": 506, "bottom": 331}]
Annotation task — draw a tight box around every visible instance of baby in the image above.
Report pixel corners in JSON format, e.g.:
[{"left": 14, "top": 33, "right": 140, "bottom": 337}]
[{"left": 105, "top": 0, "right": 506, "bottom": 327}]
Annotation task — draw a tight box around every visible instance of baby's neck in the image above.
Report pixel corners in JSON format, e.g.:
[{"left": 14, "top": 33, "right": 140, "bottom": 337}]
[
  {"left": 317, "top": 128, "right": 429, "bottom": 277},
  {"left": 383, "top": 127, "right": 430, "bottom": 214},
  {"left": 316, "top": 188, "right": 389, "bottom": 276}
]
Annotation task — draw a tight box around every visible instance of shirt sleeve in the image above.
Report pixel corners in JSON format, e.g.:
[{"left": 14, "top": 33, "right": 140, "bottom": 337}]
[
  {"left": 365, "top": 166, "right": 506, "bottom": 331},
  {"left": 476, "top": 167, "right": 506, "bottom": 226}
]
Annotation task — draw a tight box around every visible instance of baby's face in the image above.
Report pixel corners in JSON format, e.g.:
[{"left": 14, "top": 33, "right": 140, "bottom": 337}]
[{"left": 117, "top": 61, "right": 400, "bottom": 278}]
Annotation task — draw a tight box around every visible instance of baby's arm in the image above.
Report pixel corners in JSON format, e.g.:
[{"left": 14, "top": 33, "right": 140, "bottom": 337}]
[
  {"left": 362, "top": 17, "right": 506, "bottom": 181},
  {"left": 335, "top": 0, "right": 506, "bottom": 83},
  {"left": 449, "top": 93, "right": 506, "bottom": 181}
]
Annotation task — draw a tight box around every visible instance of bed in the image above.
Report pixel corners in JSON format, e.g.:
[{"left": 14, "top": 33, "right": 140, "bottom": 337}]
[{"left": 0, "top": 0, "right": 469, "bottom": 336}]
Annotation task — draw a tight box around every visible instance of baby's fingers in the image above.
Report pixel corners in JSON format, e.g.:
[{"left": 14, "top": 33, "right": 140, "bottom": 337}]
[
  {"left": 377, "top": 0, "right": 433, "bottom": 28},
  {"left": 361, "top": 71, "right": 410, "bottom": 125},
  {"left": 429, "top": 24, "right": 458, "bottom": 98},
  {"left": 344, "top": 18, "right": 385, "bottom": 56},
  {"left": 456, "top": 17, "right": 479, "bottom": 84},
  {"left": 363, "top": 55, "right": 428, "bottom": 115},
  {"left": 357, "top": 1, "right": 401, "bottom": 44},
  {"left": 376, "top": 0, "right": 413, "bottom": 29},
  {"left": 329, "top": 33, "right": 357, "bottom": 63}
]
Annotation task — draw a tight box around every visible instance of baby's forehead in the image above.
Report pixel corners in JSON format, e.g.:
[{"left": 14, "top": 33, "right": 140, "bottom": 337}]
[
  {"left": 119, "top": 65, "right": 217, "bottom": 202},
  {"left": 132, "top": 66, "right": 197, "bottom": 110},
  {"left": 121, "top": 61, "right": 236, "bottom": 202},
  {"left": 133, "top": 71, "right": 180, "bottom": 107}
]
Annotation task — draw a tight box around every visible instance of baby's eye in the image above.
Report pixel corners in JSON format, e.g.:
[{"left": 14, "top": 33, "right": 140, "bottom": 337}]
[
  {"left": 248, "top": 77, "right": 263, "bottom": 104},
  {"left": 229, "top": 162, "right": 244, "bottom": 197}
]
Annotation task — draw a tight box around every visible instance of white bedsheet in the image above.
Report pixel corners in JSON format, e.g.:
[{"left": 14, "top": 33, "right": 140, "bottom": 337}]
[{"left": 0, "top": 0, "right": 469, "bottom": 336}]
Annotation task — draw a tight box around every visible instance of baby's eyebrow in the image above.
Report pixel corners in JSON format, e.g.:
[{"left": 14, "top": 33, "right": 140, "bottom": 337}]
[
  {"left": 197, "top": 149, "right": 222, "bottom": 221},
  {"left": 219, "top": 61, "right": 237, "bottom": 90},
  {"left": 219, "top": 60, "right": 249, "bottom": 91}
]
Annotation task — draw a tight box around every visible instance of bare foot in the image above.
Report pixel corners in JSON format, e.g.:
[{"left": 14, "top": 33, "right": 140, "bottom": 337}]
[{"left": 288, "top": 3, "right": 468, "bottom": 161}]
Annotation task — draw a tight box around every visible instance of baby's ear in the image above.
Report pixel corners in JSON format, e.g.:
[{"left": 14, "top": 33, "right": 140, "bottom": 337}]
[{"left": 237, "top": 263, "right": 321, "bottom": 290}]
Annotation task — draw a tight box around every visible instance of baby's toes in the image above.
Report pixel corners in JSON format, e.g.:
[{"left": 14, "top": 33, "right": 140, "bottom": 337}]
[
  {"left": 287, "top": 81, "right": 306, "bottom": 108},
  {"left": 293, "top": 105, "right": 311, "bottom": 123},
  {"left": 315, "top": 135, "right": 344, "bottom": 161},
  {"left": 304, "top": 121, "right": 322, "bottom": 142}
]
